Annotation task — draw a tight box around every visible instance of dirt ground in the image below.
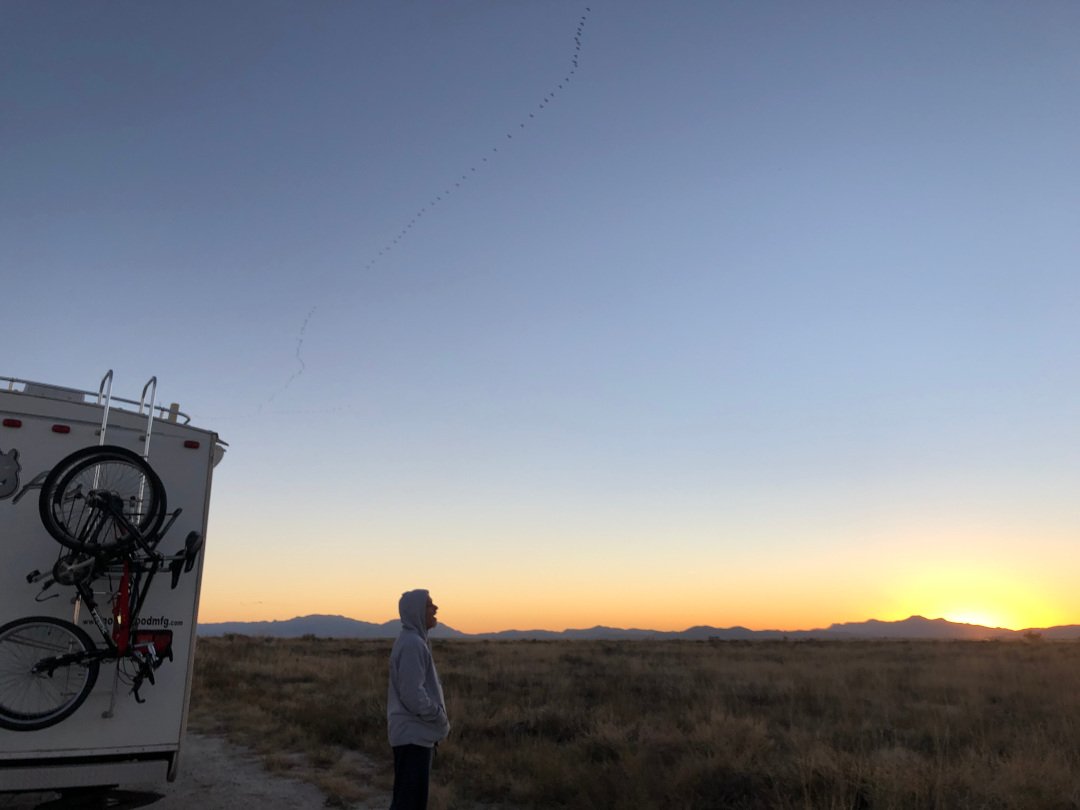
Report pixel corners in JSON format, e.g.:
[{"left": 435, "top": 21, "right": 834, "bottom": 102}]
[{"left": 0, "top": 733, "right": 389, "bottom": 810}]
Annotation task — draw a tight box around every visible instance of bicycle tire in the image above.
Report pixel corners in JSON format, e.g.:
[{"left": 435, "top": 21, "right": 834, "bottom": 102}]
[
  {"left": 39, "top": 445, "right": 167, "bottom": 554},
  {"left": 0, "top": 616, "right": 100, "bottom": 731}
]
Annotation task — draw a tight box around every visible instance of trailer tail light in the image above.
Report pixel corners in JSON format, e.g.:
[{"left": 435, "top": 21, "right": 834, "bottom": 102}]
[
  {"left": 1, "top": 418, "right": 21, "bottom": 428},
  {"left": 51, "top": 424, "right": 71, "bottom": 434},
  {"left": 183, "top": 440, "right": 200, "bottom": 449}
]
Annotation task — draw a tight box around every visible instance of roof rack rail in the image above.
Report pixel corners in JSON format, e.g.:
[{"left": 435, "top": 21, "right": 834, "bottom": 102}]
[{"left": 0, "top": 373, "right": 191, "bottom": 425}]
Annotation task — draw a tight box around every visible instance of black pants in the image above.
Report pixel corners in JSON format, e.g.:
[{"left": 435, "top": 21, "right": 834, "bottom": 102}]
[{"left": 390, "top": 744, "right": 433, "bottom": 810}]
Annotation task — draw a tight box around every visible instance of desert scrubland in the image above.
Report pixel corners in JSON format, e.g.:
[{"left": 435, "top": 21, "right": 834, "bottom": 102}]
[{"left": 189, "top": 636, "right": 1080, "bottom": 809}]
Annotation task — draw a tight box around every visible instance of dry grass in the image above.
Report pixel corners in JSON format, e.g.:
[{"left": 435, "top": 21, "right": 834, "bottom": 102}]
[{"left": 189, "top": 636, "right": 1080, "bottom": 809}]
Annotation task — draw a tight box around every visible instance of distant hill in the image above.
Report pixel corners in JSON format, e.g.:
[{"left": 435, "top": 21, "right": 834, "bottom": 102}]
[
  {"left": 198, "top": 614, "right": 469, "bottom": 640},
  {"left": 197, "top": 613, "right": 1080, "bottom": 641},
  {"left": 821, "top": 616, "right": 1008, "bottom": 641}
]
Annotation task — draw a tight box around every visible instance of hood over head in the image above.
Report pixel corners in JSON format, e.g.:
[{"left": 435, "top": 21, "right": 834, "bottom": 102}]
[{"left": 399, "top": 589, "right": 431, "bottom": 639}]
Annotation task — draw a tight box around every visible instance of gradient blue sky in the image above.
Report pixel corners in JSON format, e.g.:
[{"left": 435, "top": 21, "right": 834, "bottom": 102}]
[{"left": 4, "top": 2, "right": 1079, "bottom": 632}]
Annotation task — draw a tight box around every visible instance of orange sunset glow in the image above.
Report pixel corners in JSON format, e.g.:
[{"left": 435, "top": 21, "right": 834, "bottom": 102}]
[{"left": 196, "top": 522, "right": 1076, "bottom": 634}]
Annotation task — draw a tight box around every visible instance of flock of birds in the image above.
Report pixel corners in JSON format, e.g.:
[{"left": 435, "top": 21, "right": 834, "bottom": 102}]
[
  {"left": 264, "top": 7, "right": 593, "bottom": 409},
  {"left": 365, "top": 7, "right": 592, "bottom": 272}
]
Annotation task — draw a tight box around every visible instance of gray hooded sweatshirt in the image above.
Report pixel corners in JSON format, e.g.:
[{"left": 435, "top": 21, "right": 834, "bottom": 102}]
[{"left": 387, "top": 589, "right": 450, "bottom": 748}]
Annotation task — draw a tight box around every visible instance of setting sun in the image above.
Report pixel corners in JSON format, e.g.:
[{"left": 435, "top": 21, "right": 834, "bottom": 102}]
[
  {"left": 940, "top": 611, "right": 1010, "bottom": 630},
  {"left": 885, "top": 561, "right": 1064, "bottom": 632}
]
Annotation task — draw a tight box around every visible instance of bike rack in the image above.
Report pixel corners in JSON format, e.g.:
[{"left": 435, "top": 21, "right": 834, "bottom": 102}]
[{"left": 92, "top": 372, "right": 158, "bottom": 717}]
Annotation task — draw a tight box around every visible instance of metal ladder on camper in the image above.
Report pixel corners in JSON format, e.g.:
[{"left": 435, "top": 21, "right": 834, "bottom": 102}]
[
  {"left": 91, "top": 369, "right": 158, "bottom": 504},
  {"left": 95, "top": 369, "right": 158, "bottom": 457}
]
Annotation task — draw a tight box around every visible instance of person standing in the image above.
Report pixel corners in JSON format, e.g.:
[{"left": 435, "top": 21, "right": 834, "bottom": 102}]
[{"left": 387, "top": 589, "right": 450, "bottom": 810}]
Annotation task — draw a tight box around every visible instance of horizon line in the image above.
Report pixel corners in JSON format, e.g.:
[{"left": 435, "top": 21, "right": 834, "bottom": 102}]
[{"left": 196, "top": 613, "right": 1071, "bottom": 635}]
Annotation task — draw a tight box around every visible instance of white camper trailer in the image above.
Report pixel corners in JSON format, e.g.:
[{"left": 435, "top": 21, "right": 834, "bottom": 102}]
[{"left": 0, "top": 372, "right": 225, "bottom": 792}]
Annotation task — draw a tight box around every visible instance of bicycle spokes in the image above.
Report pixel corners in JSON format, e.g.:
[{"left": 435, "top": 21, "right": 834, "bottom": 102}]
[{"left": 0, "top": 618, "right": 100, "bottom": 731}]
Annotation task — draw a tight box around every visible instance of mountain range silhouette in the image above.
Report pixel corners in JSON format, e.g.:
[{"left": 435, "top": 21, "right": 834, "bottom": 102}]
[{"left": 198, "top": 614, "right": 1080, "bottom": 641}]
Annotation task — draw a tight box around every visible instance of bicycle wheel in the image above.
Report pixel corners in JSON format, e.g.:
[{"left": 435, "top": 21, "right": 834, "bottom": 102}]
[
  {"left": 39, "top": 445, "right": 167, "bottom": 553},
  {"left": 0, "top": 616, "right": 100, "bottom": 731}
]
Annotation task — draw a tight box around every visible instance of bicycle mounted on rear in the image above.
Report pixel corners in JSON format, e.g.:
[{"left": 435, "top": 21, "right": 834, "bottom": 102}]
[{"left": 0, "top": 444, "right": 202, "bottom": 731}]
